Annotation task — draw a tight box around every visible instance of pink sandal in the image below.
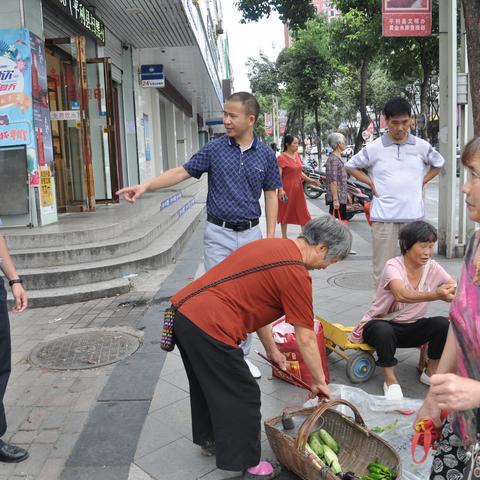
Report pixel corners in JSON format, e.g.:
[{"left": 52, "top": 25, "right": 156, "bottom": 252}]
[{"left": 242, "top": 460, "right": 281, "bottom": 479}]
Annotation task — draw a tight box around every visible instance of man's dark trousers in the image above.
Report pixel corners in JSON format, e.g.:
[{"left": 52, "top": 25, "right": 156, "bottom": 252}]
[{"left": 0, "top": 278, "right": 11, "bottom": 437}]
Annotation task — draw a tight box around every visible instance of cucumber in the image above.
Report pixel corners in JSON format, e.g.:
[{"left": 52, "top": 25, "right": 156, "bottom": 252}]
[{"left": 319, "top": 428, "right": 339, "bottom": 453}]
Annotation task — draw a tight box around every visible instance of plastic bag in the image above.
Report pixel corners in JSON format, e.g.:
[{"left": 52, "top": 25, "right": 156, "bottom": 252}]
[
  {"left": 272, "top": 317, "right": 330, "bottom": 387},
  {"left": 325, "top": 384, "right": 432, "bottom": 480}
]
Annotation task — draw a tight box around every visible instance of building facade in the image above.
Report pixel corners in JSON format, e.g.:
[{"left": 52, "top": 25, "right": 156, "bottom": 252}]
[
  {"left": 0, "top": 0, "right": 229, "bottom": 227},
  {"left": 312, "top": 0, "right": 341, "bottom": 19}
]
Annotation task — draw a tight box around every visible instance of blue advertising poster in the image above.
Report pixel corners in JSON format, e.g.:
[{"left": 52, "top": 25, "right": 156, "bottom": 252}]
[{"left": 0, "top": 29, "right": 36, "bottom": 184}]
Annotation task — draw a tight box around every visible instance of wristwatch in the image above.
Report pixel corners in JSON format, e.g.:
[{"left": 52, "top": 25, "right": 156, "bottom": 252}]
[{"left": 8, "top": 278, "right": 23, "bottom": 287}]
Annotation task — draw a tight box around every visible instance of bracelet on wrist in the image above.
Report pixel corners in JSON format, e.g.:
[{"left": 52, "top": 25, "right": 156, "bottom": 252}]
[{"left": 9, "top": 278, "right": 23, "bottom": 287}]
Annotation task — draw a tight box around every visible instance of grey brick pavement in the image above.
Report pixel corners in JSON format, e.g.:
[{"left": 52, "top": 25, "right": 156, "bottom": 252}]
[{"left": 0, "top": 266, "right": 174, "bottom": 480}]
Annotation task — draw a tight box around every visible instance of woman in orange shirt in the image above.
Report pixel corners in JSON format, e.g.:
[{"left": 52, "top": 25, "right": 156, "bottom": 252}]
[{"left": 171, "top": 216, "right": 352, "bottom": 479}]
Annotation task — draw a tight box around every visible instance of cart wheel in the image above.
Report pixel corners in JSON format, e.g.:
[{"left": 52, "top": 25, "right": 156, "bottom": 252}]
[{"left": 346, "top": 351, "right": 376, "bottom": 383}]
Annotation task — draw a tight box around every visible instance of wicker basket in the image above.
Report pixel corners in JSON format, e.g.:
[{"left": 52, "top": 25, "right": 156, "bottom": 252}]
[{"left": 264, "top": 399, "right": 402, "bottom": 480}]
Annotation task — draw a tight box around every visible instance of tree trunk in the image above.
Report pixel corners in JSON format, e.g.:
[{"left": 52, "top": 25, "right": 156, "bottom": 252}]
[
  {"left": 463, "top": 0, "right": 480, "bottom": 135},
  {"left": 314, "top": 104, "right": 321, "bottom": 153},
  {"left": 285, "top": 109, "right": 297, "bottom": 136},
  {"left": 300, "top": 108, "right": 306, "bottom": 154},
  {"left": 355, "top": 49, "right": 371, "bottom": 153}
]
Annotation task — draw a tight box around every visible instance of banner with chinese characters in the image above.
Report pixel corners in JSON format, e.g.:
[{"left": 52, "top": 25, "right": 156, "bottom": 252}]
[
  {"left": 264, "top": 112, "right": 273, "bottom": 136},
  {"left": 31, "top": 31, "right": 56, "bottom": 219},
  {"left": 279, "top": 110, "right": 287, "bottom": 135},
  {"left": 382, "top": 0, "right": 432, "bottom": 37}
]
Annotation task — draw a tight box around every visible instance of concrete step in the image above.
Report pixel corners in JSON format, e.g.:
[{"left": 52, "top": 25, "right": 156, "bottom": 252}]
[
  {"left": 2, "top": 178, "right": 205, "bottom": 249},
  {"left": 10, "top": 196, "right": 198, "bottom": 268},
  {"left": 7, "top": 278, "right": 132, "bottom": 309},
  {"left": 15, "top": 203, "right": 205, "bottom": 290}
]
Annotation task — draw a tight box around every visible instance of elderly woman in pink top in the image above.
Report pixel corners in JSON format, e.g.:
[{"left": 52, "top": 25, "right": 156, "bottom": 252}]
[{"left": 351, "top": 221, "right": 456, "bottom": 401}]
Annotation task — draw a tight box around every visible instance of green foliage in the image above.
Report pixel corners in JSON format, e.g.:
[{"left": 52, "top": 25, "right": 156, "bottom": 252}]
[
  {"left": 241, "top": 0, "right": 441, "bottom": 143},
  {"left": 276, "top": 17, "right": 336, "bottom": 108},
  {"left": 329, "top": 2, "right": 382, "bottom": 67},
  {"left": 380, "top": 1, "right": 439, "bottom": 83},
  {"left": 247, "top": 58, "right": 280, "bottom": 97},
  {"left": 235, "top": 0, "right": 315, "bottom": 30},
  {"left": 367, "top": 64, "right": 409, "bottom": 132}
]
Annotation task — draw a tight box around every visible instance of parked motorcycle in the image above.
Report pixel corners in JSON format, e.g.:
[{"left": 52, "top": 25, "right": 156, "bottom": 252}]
[
  {"left": 344, "top": 179, "right": 372, "bottom": 221},
  {"left": 302, "top": 162, "right": 326, "bottom": 199}
]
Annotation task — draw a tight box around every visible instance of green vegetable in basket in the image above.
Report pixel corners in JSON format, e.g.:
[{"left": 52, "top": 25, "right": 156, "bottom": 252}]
[
  {"left": 363, "top": 461, "right": 396, "bottom": 479},
  {"left": 308, "top": 431, "right": 325, "bottom": 457},
  {"left": 319, "top": 428, "right": 340, "bottom": 453},
  {"left": 305, "top": 442, "right": 322, "bottom": 461},
  {"left": 322, "top": 444, "right": 342, "bottom": 475}
]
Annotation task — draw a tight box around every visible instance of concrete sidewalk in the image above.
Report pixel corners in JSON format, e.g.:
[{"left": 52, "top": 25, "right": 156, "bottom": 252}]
[
  {"left": 127, "top": 199, "right": 462, "bottom": 480},
  {"left": 0, "top": 196, "right": 464, "bottom": 480}
]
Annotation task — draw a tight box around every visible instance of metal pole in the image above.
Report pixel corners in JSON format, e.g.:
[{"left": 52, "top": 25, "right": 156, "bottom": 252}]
[
  {"left": 437, "top": 0, "right": 457, "bottom": 257},
  {"left": 457, "top": 7, "right": 471, "bottom": 251}
]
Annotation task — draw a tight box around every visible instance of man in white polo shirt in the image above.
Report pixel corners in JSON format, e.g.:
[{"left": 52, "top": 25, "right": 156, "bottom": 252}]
[{"left": 346, "top": 97, "right": 445, "bottom": 288}]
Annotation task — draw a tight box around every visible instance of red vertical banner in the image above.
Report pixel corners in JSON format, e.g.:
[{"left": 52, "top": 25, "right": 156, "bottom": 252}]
[
  {"left": 264, "top": 112, "right": 273, "bottom": 136},
  {"left": 382, "top": 0, "right": 432, "bottom": 37}
]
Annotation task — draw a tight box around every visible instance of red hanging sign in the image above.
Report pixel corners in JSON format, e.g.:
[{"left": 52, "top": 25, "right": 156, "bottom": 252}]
[{"left": 382, "top": 0, "right": 432, "bottom": 37}]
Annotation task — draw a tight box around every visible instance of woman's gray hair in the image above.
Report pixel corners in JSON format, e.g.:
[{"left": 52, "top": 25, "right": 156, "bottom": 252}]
[
  {"left": 298, "top": 215, "right": 352, "bottom": 259},
  {"left": 327, "top": 132, "right": 346, "bottom": 150}
]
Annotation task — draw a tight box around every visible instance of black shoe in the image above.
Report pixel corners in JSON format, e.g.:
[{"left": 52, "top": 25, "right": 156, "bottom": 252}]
[{"left": 0, "top": 440, "right": 29, "bottom": 463}]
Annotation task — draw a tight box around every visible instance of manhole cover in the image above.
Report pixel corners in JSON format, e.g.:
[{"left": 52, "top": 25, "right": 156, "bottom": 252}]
[
  {"left": 327, "top": 271, "right": 373, "bottom": 291},
  {"left": 30, "top": 331, "right": 141, "bottom": 370}
]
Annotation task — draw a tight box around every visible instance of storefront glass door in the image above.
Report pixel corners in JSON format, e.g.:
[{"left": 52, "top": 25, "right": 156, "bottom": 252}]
[
  {"left": 86, "top": 58, "right": 118, "bottom": 200},
  {"left": 45, "top": 36, "right": 95, "bottom": 212}
]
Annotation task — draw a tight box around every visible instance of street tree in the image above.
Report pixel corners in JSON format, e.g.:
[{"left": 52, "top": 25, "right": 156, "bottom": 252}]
[
  {"left": 276, "top": 17, "right": 337, "bottom": 151},
  {"left": 379, "top": 1, "right": 439, "bottom": 138},
  {"left": 235, "top": 0, "right": 314, "bottom": 30},
  {"left": 367, "top": 65, "right": 408, "bottom": 135},
  {"left": 329, "top": 69, "right": 360, "bottom": 143},
  {"left": 247, "top": 58, "right": 280, "bottom": 97},
  {"left": 331, "top": 0, "right": 382, "bottom": 153}
]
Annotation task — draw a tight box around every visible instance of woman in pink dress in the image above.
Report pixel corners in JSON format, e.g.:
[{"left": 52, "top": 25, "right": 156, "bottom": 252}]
[{"left": 277, "top": 135, "right": 319, "bottom": 238}]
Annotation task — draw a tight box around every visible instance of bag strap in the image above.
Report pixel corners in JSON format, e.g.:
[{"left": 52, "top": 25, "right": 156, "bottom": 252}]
[
  {"left": 173, "top": 260, "right": 304, "bottom": 309},
  {"left": 378, "top": 260, "right": 432, "bottom": 321}
]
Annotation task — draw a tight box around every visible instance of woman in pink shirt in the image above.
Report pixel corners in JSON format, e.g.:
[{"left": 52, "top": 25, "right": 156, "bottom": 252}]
[{"left": 351, "top": 221, "right": 456, "bottom": 400}]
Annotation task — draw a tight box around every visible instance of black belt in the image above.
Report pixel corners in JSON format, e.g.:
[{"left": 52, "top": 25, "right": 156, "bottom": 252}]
[{"left": 207, "top": 214, "right": 259, "bottom": 232}]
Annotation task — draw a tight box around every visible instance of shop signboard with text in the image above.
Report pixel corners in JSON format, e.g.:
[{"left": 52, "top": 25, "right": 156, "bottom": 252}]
[
  {"left": 44, "top": 0, "right": 105, "bottom": 44},
  {"left": 140, "top": 65, "right": 165, "bottom": 88},
  {"left": 382, "top": 0, "right": 432, "bottom": 37}
]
